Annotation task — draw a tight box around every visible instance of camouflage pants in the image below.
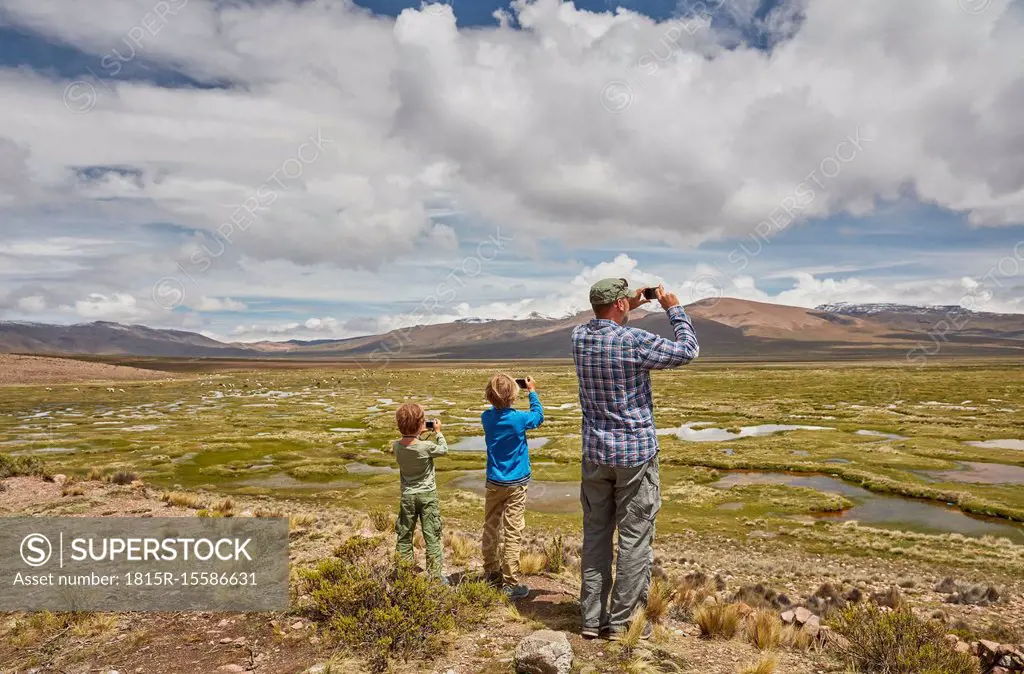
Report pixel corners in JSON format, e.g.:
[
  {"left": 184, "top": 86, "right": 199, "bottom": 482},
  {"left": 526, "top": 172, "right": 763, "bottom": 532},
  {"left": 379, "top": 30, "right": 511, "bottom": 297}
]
[{"left": 395, "top": 490, "right": 444, "bottom": 578}]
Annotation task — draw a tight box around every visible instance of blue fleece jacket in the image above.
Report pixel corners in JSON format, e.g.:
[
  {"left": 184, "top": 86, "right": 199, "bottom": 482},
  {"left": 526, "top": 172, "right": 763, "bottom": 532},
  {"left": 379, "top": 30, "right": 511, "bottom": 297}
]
[{"left": 481, "top": 391, "right": 544, "bottom": 486}]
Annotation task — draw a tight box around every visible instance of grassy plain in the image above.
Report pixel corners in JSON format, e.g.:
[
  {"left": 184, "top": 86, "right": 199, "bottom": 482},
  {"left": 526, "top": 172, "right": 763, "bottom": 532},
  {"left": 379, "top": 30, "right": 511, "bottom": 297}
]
[{"left": 1, "top": 359, "right": 1023, "bottom": 574}]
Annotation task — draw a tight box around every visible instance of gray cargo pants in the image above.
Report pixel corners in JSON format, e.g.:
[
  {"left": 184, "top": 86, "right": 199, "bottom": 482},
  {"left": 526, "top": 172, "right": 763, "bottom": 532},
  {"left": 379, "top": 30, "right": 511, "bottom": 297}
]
[{"left": 579, "top": 454, "right": 660, "bottom": 632}]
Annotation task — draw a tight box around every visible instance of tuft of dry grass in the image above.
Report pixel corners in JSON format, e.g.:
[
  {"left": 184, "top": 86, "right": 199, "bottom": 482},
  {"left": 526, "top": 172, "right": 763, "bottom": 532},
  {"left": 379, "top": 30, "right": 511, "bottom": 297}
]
[
  {"left": 620, "top": 609, "right": 650, "bottom": 651},
  {"left": 290, "top": 513, "right": 317, "bottom": 530},
  {"left": 107, "top": 470, "right": 137, "bottom": 485},
  {"left": 70, "top": 613, "right": 118, "bottom": 638},
  {"left": 669, "top": 573, "right": 716, "bottom": 621},
  {"left": 624, "top": 653, "right": 664, "bottom": 674},
  {"left": 62, "top": 482, "right": 86, "bottom": 497},
  {"left": 695, "top": 602, "right": 742, "bottom": 640},
  {"left": 780, "top": 624, "right": 813, "bottom": 650},
  {"left": 211, "top": 498, "right": 234, "bottom": 516},
  {"left": 160, "top": 491, "right": 205, "bottom": 509},
  {"left": 519, "top": 550, "right": 547, "bottom": 575},
  {"left": 544, "top": 534, "right": 566, "bottom": 573},
  {"left": 645, "top": 577, "right": 675, "bottom": 624},
  {"left": 369, "top": 508, "right": 393, "bottom": 533},
  {"left": 255, "top": 507, "right": 284, "bottom": 518},
  {"left": 85, "top": 466, "right": 106, "bottom": 481},
  {"left": 746, "top": 609, "right": 782, "bottom": 651},
  {"left": 443, "top": 531, "right": 474, "bottom": 565},
  {"left": 737, "top": 654, "right": 777, "bottom": 674}
]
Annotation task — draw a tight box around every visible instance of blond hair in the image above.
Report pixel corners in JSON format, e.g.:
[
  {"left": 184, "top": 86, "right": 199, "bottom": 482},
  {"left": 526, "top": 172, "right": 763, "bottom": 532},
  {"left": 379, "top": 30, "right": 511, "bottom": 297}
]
[
  {"left": 395, "top": 403, "right": 425, "bottom": 436},
  {"left": 485, "top": 373, "right": 518, "bottom": 409}
]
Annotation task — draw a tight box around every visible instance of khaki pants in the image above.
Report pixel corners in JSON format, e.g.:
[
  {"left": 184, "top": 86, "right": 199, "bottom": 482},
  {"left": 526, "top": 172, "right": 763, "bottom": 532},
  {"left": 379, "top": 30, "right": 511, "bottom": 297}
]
[{"left": 481, "top": 482, "right": 528, "bottom": 587}]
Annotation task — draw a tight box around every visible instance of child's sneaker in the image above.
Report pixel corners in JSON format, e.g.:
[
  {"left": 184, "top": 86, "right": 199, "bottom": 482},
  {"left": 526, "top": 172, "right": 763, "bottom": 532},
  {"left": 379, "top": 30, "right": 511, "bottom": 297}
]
[{"left": 502, "top": 584, "right": 529, "bottom": 600}]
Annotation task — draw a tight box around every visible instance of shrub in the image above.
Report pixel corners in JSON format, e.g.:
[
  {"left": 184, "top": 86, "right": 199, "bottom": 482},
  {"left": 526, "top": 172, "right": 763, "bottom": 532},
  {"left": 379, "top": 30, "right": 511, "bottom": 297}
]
[
  {"left": 0, "top": 453, "right": 50, "bottom": 479},
  {"left": 833, "top": 604, "right": 978, "bottom": 674},
  {"left": 369, "top": 508, "right": 393, "bottom": 533},
  {"left": 694, "top": 603, "right": 741, "bottom": 640},
  {"left": 746, "top": 609, "right": 781, "bottom": 650},
  {"left": 299, "top": 536, "right": 500, "bottom": 672},
  {"left": 737, "top": 654, "right": 777, "bottom": 674}
]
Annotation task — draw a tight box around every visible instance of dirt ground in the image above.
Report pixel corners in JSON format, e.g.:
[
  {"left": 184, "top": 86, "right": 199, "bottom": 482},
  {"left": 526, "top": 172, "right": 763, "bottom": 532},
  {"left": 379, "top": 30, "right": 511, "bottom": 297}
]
[
  {"left": 1, "top": 476, "right": 1019, "bottom": 673},
  {"left": 0, "top": 354, "right": 175, "bottom": 386}
]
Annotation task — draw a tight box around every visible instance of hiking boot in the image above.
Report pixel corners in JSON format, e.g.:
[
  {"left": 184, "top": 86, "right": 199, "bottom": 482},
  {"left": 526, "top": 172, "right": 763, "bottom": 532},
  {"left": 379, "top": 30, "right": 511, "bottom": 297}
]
[
  {"left": 483, "top": 571, "right": 502, "bottom": 587},
  {"left": 502, "top": 584, "right": 530, "bottom": 600},
  {"left": 581, "top": 626, "right": 601, "bottom": 640}
]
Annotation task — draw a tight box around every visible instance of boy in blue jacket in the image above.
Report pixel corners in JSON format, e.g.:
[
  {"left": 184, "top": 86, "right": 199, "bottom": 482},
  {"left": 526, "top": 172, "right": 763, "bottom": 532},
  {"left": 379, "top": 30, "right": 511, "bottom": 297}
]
[{"left": 481, "top": 373, "right": 544, "bottom": 599}]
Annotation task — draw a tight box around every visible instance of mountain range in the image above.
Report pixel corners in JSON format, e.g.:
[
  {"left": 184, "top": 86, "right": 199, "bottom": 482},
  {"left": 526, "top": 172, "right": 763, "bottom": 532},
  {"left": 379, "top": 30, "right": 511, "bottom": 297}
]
[{"left": 1, "top": 300, "right": 1022, "bottom": 362}]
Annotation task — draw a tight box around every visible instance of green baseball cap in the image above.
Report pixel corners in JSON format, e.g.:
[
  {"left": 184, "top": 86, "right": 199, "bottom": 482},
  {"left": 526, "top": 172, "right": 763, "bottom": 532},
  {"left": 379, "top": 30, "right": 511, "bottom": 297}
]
[{"left": 589, "top": 277, "right": 630, "bottom": 305}]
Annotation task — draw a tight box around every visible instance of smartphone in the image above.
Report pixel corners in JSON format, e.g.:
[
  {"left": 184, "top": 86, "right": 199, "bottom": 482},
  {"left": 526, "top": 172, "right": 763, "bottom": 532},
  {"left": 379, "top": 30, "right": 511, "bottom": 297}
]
[
  {"left": 643, "top": 287, "right": 659, "bottom": 300},
  {"left": 426, "top": 420, "right": 435, "bottom": 431},
  {"left": 516, "top": 378, "right": 528, "bottom": 389}
]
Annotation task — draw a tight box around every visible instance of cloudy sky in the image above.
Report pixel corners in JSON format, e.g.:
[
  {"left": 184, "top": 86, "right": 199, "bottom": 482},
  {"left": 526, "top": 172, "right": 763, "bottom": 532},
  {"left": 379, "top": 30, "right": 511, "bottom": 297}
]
[{"left": 1, "top": 0, "right": 1023, "bottom": 342}]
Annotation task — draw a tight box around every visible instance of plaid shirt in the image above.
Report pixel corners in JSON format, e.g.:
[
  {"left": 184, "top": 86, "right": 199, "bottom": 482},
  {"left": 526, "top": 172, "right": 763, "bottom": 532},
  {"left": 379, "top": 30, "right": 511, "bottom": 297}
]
[{"left": 572, "top": 305, "right": 699, "bottom": 467}]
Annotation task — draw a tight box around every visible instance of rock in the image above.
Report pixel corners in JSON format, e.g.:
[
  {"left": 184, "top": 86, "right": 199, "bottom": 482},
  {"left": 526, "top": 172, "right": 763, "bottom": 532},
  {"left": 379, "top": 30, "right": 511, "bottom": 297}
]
[
  {"left": 803, "top": 614, "right": 821, "bottom": 639},
  {"left": 303, "top": 665, "right": 327, "bottom": 674},
  {"left": 52, "top": 474, "right": 67, "bottom": 485},
  {"left": 934, "top": 577, "right": 958, "bottom": 593},
  {"left": 219, "top": 637, "right": 233, "bottom": 644},
  {"left": 780, "top": 610, "right": 796, "bottom": 624},
  {"left": 215, "top": 666, "right": 245, "bottom": 673},
  {"left": 794, "top": 607, "right": 814, "bottom": 625},
  {"left": 291, "top": 621, "right": 304, "bottom": 630},
  {"left": 514, "top": 630, "right": 573, "bottom": 674}
]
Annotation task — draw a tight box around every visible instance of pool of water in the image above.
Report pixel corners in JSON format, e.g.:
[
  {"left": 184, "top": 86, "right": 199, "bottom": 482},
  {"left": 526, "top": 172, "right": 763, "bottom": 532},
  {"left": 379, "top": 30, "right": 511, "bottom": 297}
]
[
  {"left": 665, "top": 423, "right": 834, "bottom": 442},
  {"left": 919, "top": 462, "right": 1024, "bottom": 485},
  {"left": 712, "top": 472, "right": 1022, "bottom": 540},
  {"left": 448, "top": 436, "right": 550, "bottom": 452},
  {"left": 449, "top": 473, "right": 579, "bottom": 513},
  {"left": 345, "top": 462, "right": 396, "bottom": 475},
  {"left": 856, "top": 430, "right": 908, "bottom": 440},
  {"left": 965, "top": 439, "right": 1024, "bottom": 451}
]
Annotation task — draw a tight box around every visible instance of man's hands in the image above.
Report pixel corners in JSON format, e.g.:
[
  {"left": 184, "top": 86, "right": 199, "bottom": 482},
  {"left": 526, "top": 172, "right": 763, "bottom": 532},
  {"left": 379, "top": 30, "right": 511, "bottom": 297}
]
[
  {"left": 525, "top": 376, "right": 536, "bottom": 392},
  {"left": 632, "top": 285, "right": 681, "bottom": 311},
  {"left": 656, "top": 286, "right": 681, "bottom": 310}
]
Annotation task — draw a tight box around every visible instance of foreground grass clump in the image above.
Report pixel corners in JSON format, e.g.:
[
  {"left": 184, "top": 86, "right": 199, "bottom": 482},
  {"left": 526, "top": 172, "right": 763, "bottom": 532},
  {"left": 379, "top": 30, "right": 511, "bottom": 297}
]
[
  {"left": 300, "top": 536, "right": 503, "bottom": 672},
  {"left": 695, "top": 602, "right": 742, "bottom": 639},
  {"left": 0, "top": 453, "right": 50, "bottom": 479},
  {"left": 737, "top": 654, "right": 777, "bottom": 674},
  {"left": 746, "top": 609, "right": 782, "bottom": 650},
  {"left": 834, "top": 604, "right": 978, "bottom": 674}
]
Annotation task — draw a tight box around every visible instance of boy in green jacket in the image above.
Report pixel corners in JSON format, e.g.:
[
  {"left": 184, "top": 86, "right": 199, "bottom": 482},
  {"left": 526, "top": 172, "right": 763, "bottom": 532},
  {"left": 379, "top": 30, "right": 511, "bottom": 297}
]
[{"left": 392, "top": 402, "right": 448, "bottom": 580}]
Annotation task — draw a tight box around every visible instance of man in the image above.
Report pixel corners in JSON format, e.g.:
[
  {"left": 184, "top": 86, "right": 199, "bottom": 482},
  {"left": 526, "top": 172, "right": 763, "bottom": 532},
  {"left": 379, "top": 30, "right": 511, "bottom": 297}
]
[{"left": 572, "top": 277, "right": 699, "bottom": 640}]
